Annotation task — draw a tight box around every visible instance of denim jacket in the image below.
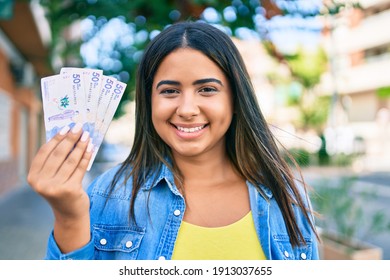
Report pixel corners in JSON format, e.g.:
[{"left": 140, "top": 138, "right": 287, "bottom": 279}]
[{"left": 45, "top": 163, "right": 319, "bottom": 260}]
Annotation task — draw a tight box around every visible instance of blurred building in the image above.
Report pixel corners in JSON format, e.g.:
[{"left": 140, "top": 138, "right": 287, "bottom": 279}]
[
  {"left": 232, "top": 38, "right": 277, "bottom": 119},
  {"left": 320, "top": 0, "right": 390, "bottom": 170},
  {"left": 0, "top": 2, "right": 52, "bottom": 196}
]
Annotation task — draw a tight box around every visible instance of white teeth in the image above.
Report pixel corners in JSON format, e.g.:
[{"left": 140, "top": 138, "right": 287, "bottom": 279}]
[{"left": 177, "top": 125, "right": 205, "bottom": 133}]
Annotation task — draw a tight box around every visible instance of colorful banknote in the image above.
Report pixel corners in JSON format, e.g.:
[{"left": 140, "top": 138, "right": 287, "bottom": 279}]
[{"left": 41, "top": 67, "right": 127, "bottom": 170}]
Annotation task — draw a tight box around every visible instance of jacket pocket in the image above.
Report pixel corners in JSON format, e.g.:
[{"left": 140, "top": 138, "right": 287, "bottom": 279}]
[
  {"left": 93, "top": 224, "right": 145, "bottom": 260},
  {"left": 273, "top": 234, "right": 312, "bottom": 260}
]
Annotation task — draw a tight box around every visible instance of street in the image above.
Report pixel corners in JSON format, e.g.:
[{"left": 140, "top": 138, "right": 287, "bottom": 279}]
[{"left": 0, "top": 142, "right": 130, "bottom": 260}]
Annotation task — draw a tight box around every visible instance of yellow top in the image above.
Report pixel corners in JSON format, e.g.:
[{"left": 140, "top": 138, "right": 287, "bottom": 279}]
[{"left": 171, "top": 211, "right": 267, "bottom": 260}]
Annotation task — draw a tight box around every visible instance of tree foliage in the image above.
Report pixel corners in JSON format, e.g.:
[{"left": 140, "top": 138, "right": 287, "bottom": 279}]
[
  {"left": 284, "top": 47, "right": 328, "bottom": 89},
  {"left": 35, "top": 0, "right": 358, "bottom": 117}
]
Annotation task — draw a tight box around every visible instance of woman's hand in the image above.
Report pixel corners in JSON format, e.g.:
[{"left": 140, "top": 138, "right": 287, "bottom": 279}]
[{"left": 27, "top": 123, "right": 93, "bottom": 253}]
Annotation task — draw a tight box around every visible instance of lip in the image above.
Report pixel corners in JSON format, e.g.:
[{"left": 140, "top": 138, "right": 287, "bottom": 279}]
[{"left": 170, "top": 122, "right": 209, "bottom": 139}]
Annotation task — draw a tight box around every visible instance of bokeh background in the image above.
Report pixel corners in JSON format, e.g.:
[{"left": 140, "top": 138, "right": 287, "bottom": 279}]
[{"left": 0, "top": 0, "right": 389, "bottom": 260}]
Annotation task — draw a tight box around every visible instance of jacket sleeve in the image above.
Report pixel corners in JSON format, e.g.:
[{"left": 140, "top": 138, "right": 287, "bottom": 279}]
[{"left": 45, "top": 231, "right": 95, "bottom": 260}]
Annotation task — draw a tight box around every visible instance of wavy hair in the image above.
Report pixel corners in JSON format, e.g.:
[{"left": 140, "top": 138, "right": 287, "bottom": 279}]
[{"left": 108, "top": 21, "right": 318, "bottom": 247}]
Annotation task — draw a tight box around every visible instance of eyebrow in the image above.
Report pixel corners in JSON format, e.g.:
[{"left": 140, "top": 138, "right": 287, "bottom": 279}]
[{"left": 156, "top": 78, "right": 223, "bottom": 89}]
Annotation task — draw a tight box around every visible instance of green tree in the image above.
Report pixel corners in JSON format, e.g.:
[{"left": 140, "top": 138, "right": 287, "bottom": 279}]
[
  {"left": 35, "top": 0, "right": 358, "bottom": 117},
  {"left": 285, "top": 47, "right": 330, "bottom": 132},
  {"left": 285, "top": 47, "right": 327, "bottom": 90}
]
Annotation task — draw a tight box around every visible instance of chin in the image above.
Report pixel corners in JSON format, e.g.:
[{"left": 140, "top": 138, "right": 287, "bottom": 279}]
[{"left": 172, "top": 147, "right": 205, "bottom": 158}]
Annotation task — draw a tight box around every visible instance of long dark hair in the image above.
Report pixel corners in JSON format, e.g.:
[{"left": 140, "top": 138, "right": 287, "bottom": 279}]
[{"left": 109, "top": 21, "right": 318, "bottom": 247}]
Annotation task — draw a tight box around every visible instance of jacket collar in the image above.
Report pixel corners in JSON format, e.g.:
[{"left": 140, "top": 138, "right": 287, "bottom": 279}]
[
  {"left": 141, "top": 161, "right": 273, "bottom": 199},
  {"left": 141, "top": 162, "right": 181, "bottom": 196},
  {"left": 247, "top": 181, "right": 273, "bottom": 200}
]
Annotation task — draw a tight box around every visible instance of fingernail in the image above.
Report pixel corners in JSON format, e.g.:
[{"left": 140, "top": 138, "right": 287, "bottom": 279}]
[
  {"left": 72, "top": 123, "right": 83, "bottom": 133},
  {"left": 59, "top": 126, "right": 70, "bottom": 135},
  {"left": 80, "top": 131, "right": 90, "bottom": 142},
  {"left": 86, "top": 142, "right": 94, "bottom": 153}
]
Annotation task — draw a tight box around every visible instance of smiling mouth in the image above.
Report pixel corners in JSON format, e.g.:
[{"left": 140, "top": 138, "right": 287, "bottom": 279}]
[{"left": 172, "top": 124, "right": 208, "bottom": 133}]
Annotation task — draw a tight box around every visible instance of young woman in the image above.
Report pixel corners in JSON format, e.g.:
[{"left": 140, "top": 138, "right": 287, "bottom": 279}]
[{"left": 28, "top": 21, "right": 319, "bottom": 260}]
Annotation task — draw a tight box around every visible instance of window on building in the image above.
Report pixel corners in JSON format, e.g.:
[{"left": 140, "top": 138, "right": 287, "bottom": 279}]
[
  {"left": 364, "top": 43, "right": 390, "bottom": 63},
  {"left": 362, "top": 2, "right": 390, "bottom": 19}
]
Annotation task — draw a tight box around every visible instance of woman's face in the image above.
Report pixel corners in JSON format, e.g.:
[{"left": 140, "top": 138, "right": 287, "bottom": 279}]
[{"left": 151, "top": 48, "right": 233, "bottom": 160}]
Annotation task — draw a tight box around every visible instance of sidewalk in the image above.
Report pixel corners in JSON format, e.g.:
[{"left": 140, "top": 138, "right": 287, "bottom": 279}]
[
  {"left": 0, "top": 183, "right": 53, "bottom": 259},
  {"left": 0, "top": 161, "right": 119, "bottom": 260}
]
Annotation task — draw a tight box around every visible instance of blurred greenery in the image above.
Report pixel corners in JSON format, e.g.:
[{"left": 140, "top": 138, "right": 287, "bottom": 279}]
[
  {"left": 283, "top": 148, "right": 311, "bottom": 167},
  {"left": 0, "top": 0, "right": 14, "bottom": 19},
  {"left": 284, "top": 47, "right": 328, "bottom": 89},
  {"left": 311, "top": 176, "right": 390, "bottom": 242},
  {"left": 377, "top": 86, "right": 390, "bottom": 99},
  {"left": 34, "top": 0, "right": 359, "bottom": 118},
  {"left": 267, "top": 47, "right": 330, "bottom": 133},
  {"left": 298, "top": 95, "right": 331, "bottom": 133},
  {"left": 285, "top": 148, "right": 360, "bottom": 168}
]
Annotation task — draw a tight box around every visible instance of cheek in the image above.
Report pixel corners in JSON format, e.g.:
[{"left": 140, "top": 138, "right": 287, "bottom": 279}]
[
  {"left": 151, "top": 97, "right": 174, "bottom": 126},
  {"left": 208, "top": 100, "right": 234, "bottom": 123},
  {"left": 151, "top": 95, "right": 163, "bottom": 119},
  {"left": 151, "top": 96, "right": 162, "bottom": 131}
]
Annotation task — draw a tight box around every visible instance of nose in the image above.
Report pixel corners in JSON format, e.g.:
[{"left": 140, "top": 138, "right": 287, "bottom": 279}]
[{"left": 176, "top": 93, "right": 200, "bottom": 119}]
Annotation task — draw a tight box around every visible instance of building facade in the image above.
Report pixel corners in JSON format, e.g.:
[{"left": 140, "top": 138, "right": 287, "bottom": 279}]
[
  {"left": 320, "top": 0, "right": 390, "bottom": 169},
  {"left": 0, "top": 2, "right": 52, "bottom": 196}
]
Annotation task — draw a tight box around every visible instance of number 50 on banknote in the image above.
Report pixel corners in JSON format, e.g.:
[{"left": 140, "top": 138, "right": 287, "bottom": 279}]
[{"left": 41, "top": 67, "right": 127, "bottom": 170}]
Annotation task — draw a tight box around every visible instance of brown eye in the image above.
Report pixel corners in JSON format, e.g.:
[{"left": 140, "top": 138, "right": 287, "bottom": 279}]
[
  {"left": 199, "top": 87, "right": 217, "bottom": 95},
  {"left": 160, "top": 89, "right": 180, "bottom": 95}
]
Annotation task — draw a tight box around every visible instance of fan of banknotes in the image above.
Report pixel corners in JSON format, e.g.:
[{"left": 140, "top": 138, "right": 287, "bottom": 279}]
[{"left": 41, "top": 67, "right": 127, "bottom": 170}]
